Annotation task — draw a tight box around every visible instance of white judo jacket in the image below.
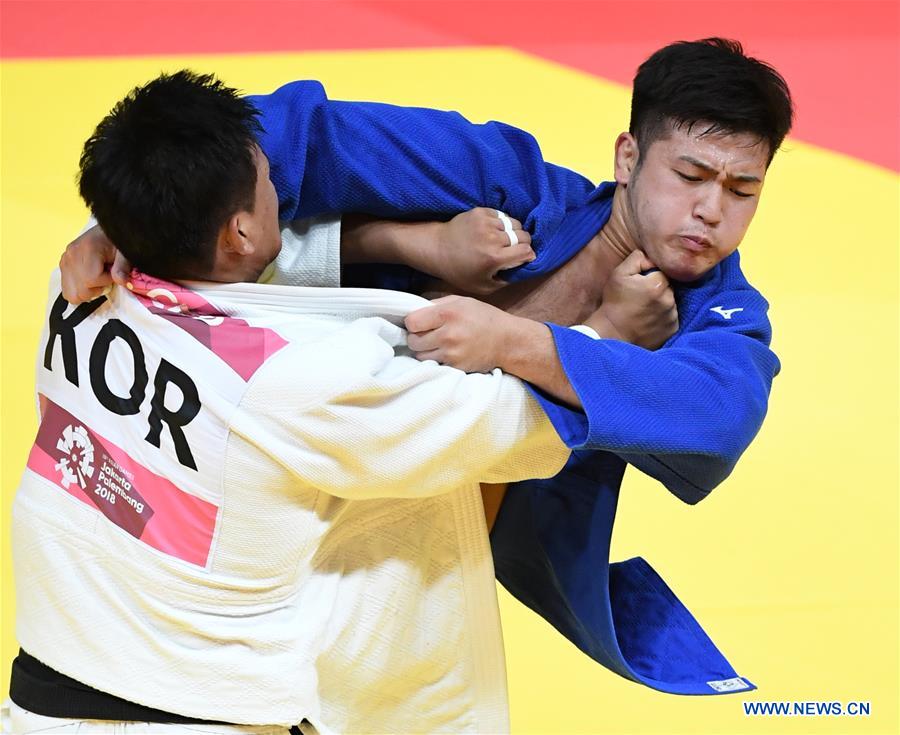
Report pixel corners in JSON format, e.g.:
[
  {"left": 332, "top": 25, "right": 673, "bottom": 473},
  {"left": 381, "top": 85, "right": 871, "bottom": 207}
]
[{"left": 12, "top": 219, "right": 570, "bottom": 733}]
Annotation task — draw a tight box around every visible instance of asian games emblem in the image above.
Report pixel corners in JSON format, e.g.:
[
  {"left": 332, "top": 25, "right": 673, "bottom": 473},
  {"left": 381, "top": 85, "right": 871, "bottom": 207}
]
[{"left": 55, "top": 424, "right": 95, "bottom": 489}]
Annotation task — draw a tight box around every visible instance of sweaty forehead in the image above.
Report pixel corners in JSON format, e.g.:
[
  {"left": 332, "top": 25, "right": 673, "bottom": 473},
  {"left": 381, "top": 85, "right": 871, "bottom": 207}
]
[{"left": 654, "top": 127, "right": 769, "bottom": 176}]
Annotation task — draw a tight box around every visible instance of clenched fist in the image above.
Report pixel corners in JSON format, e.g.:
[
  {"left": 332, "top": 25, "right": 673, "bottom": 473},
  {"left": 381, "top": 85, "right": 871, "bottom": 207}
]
[
  {"left": 404, "top": 295, "right": 520, "bottom": 373},
  {"left": 59, "top": 225, "right": 131, "bottom": 304},
  {"left": 586, "top": 250, "right": 679, "bottom": 349},
  {"left": 431, "top": 208, "right": 535, "bottom": 295}
]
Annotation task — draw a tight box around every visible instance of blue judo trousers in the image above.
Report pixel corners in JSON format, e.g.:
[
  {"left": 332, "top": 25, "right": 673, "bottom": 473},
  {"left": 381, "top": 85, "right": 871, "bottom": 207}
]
[{"left": 248, "top": 80, "right": 780, "bottom": 695}]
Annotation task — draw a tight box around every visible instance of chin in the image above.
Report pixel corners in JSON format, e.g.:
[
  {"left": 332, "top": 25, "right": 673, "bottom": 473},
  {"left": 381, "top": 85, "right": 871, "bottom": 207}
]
[{"left": 659, "top": 258, "right": 715, "bottom": 283}]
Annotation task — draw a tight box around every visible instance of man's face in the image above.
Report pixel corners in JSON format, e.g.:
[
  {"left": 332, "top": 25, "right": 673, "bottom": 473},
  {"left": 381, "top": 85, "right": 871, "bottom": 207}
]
[{"left": 618, "top": 124, "right": 769, "bottom": 282}]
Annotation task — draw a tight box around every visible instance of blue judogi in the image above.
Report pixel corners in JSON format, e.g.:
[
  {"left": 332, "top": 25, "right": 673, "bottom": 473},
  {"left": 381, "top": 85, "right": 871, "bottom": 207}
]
[{"left": 248, "top": 81, "right": 779, "bottom": 695}]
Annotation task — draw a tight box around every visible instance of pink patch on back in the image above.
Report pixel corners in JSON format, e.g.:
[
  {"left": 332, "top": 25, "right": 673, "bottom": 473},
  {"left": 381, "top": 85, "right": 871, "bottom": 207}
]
[
  {"left": 27, "top": 396, "right": 219, "bottom": 568},
  {"left": 127, "top": 271, "right": 287, "bottom": 381}
]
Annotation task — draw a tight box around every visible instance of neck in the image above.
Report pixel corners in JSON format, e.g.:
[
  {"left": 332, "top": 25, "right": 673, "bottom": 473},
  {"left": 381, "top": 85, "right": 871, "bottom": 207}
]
[
  {"left": 581, "top": 184, "right": 641, "bottom": 285},
  {"left": 207, "top": 248, "right": 266, "bottom": 284}
]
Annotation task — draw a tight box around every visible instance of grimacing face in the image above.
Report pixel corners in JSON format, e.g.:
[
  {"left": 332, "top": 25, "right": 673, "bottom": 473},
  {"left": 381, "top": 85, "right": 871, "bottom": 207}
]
[{"left": 616, "top": 124, "right": 770, "bottom": 282}]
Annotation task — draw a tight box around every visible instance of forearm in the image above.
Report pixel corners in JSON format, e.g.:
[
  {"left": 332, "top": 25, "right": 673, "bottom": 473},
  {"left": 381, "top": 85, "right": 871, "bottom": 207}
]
[
  {"left": 496, "top": 316, "right": 582, "bottom": 409},
  {"left": 529, "top": 321, "right": 778, "bottom": 495},
  {"left": 341, "top": 214, "right": 444, "bottom": 274}
]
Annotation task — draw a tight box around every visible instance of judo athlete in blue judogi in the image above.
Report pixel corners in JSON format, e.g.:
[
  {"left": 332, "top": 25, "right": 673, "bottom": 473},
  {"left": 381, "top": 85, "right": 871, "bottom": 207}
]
[
  {"left": 244, "top": 37, "right": 793, "bottom": 696},
  {"left": 58, "top": 38, "right": 793, "bottom": 698}
]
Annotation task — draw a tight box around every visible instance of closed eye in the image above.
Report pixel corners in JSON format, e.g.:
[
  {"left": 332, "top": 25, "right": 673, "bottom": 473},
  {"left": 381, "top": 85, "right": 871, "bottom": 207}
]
[
  {"left": 731, "top": 189, "right": 755, "bottom": 198},
  {"left": 675, "top": 170, "right": 702, "bottom": 182}
]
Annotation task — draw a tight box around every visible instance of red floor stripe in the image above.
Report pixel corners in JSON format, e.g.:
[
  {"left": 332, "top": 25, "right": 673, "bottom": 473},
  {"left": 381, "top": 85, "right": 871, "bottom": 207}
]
[
  {"left": 1, "top": 0, "right": 897, "bottom": 171},
  {"left": 0, "top": 1, "right": 463, "bottom": 56}
]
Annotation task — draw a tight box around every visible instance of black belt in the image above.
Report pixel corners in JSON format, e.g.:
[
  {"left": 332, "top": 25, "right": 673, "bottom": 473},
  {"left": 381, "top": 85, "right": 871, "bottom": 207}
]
[{"left": 10, "top": 649, "right": 303, "bottom": 733}]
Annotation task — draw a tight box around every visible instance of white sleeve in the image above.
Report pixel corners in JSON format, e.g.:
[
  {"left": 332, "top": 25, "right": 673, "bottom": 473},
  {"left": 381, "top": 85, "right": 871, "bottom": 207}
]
[
  {"left": 229, "top": 316, "right": 570, "bottom": 500},
  {"left": 258, "top": 216, "right": 342, "bottom": 287}
]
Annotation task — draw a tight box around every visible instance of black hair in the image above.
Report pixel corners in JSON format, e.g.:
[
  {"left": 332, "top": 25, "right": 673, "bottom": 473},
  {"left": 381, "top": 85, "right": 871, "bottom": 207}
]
[
  {"left": 78, "top": 70, "right": 263, "bottom": 279},
  {"left": 629, "top": 38, "right": 793, "bottom": 166}
]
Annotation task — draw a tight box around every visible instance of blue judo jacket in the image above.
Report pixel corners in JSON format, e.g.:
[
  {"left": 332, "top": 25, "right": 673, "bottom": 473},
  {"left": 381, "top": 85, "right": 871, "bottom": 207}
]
[{"left": 249, "top": 80, "right": 779, "bottom": 695}]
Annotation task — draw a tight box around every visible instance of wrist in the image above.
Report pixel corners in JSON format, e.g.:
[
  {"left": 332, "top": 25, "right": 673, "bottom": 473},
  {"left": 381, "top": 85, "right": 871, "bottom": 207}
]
[
  {"left": 418, "top": 221, "right": 449, "bottom": 277},
  {"left": 387, "top": 221, "right": 446, "bottom": 276},
  {"left": 495, "top": 316, "right": 582, "bottom": 408},
  {"left": 341, "top": 216, "right": 443, "bottom": 270},
  {"left": 496, "top": 315, "right": 552, "bottom": 375},
  {"left": 584, "top": 310, "right": 628, "bottom": 342}
]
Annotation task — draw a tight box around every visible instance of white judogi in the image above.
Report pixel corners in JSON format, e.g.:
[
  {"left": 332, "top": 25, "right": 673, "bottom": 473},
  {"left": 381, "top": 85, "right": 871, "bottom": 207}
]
[{"left": 12, "top": 218, "right": 570, "bottom": 734}]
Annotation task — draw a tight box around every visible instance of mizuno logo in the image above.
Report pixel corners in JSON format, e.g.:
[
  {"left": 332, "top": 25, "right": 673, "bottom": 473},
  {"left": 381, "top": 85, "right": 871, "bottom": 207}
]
[{"left": 710, "top": 306, "right": 744, "bottom": 320}]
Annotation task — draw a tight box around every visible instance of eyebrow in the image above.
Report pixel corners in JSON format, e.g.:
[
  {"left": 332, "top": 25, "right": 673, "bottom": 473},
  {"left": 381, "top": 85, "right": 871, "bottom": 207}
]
[{"left": 677, "top": 155, "right": 762, "bottom": 184}]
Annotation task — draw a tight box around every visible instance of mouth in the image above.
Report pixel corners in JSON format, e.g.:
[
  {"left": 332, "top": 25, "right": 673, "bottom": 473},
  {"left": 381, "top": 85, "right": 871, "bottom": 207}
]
[{"left": 678, "top": 235, "right": 712, "bottom": 253}]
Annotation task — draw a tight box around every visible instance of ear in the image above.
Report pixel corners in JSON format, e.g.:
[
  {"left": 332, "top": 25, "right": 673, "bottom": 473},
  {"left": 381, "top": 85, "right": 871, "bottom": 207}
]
[
  {"left": 219, "top": 212, "right": 255, "bottom": 256},
  {"left": 614, "top": 132, "right": 639, "bottom": 186}
]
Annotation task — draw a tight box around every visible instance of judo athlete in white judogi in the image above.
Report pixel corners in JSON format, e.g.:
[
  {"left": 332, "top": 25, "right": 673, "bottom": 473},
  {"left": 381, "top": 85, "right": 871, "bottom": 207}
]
[
  {"left": 11, "top": 218, "right": 571, "bottom": 735},
  {"left": 6, "top": 77, "right": 576, "bottom": 734}
]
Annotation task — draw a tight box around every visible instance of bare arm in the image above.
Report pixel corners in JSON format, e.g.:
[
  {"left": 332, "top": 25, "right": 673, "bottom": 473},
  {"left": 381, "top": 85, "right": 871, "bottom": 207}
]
[
  {"left": 404, "top": 250, "right": 679, "bottom": 408},
  {"left": 62, "top": 208, "right": 535, "bottom": 303},
  {"left": 406, "top": 301, "right": 580, "bottom": 406},
  {"left": 341, "top": 208, "right": 535, "bottom": 294}
]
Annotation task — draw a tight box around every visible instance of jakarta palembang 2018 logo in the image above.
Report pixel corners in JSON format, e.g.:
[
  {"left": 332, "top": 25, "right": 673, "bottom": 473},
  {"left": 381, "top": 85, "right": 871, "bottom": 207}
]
[{"left": 55, "top": 423, "right": 95, "bottom": 490}]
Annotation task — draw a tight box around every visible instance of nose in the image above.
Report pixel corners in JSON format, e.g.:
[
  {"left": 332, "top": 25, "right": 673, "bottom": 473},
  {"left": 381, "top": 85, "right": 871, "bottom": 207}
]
[{"left": 693, "top": 185, "right": 723, "bottom": 226}]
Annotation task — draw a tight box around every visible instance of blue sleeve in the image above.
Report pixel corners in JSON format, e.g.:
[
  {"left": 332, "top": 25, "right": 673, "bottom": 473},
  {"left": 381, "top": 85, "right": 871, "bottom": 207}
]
[
  {"left": 247, "top": 80, "right": 596, "bottom": 254},
  {"left": 530, "top": 257, "right": 780, "bottom": 504}
]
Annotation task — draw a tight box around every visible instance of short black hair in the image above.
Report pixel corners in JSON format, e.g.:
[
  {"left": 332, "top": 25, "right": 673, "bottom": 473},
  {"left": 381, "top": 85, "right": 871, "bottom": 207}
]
[
  {"left": 629, "top": 38, "right": 793, "bottom": 166},
  {"left": 78, "top": 70, "right": 263, "bottom": 279}
]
